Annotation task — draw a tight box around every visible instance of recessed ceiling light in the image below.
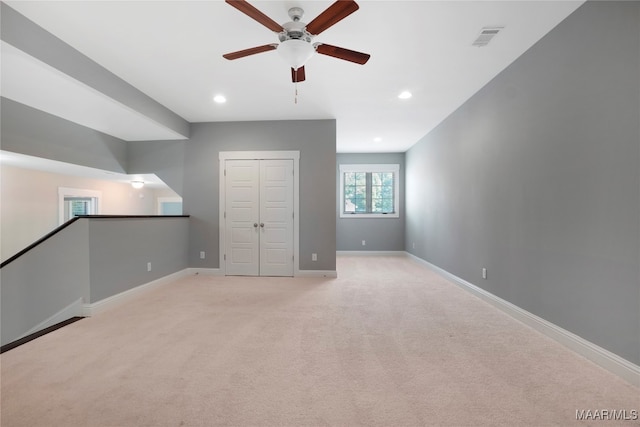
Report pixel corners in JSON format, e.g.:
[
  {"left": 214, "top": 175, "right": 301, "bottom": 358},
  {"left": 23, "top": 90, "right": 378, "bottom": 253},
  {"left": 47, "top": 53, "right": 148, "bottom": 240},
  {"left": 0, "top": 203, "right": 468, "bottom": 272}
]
[
  {"left": 213, "top": 94, "right": 227, "bottom": 104},
  {"left": 398, "top": 91, "right": 412, "bottom": 99},
  {"left": 373, "top": 137, "right": 382, "bottom": 142}
]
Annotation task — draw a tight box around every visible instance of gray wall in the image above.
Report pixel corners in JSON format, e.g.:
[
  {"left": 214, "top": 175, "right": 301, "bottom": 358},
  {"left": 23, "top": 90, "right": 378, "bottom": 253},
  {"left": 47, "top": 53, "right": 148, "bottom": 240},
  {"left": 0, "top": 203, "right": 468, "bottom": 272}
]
[
  {"left": 183, "top": 120, "right": 337, "bottom": 272},
  {"left": 128, "top": 140, "right": 186, "bottom": 196},
  {"left": 336, "top": 153, "right": 405, "bottom": 251},
  {"left": 405, "top": 1, "right": 639, "bottom": 364},
  {"left": 1, "top": 219, "right": 90, "bottom": 345},
  {"left": 89, "top": 217, "right": 189, "bottom": 302},
  {"left": 1, "top": 98, "right": 128, "bottom": 173},
  {"left": 1, "top": 98, "right": 186, "bottom": 195},
  {"left": 0, "top": 98, "right": 337, "bottom": 272},
  {"left": 1, "top": 217, "right": 190, "bottom": 345}
]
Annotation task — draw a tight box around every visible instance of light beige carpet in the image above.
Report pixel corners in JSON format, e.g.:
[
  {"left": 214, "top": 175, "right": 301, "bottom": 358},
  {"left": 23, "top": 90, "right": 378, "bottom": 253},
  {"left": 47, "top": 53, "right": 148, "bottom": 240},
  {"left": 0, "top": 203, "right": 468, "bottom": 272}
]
[{"left": 1, "top": 255, "right": 638, "bottom": 426}]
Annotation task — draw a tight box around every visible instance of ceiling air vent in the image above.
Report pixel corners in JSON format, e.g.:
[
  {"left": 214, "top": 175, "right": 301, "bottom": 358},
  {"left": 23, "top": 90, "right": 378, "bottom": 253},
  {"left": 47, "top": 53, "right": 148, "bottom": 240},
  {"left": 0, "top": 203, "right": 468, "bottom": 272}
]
[{"left": 472, "top": 26, "right": 504, "bottom": 47}]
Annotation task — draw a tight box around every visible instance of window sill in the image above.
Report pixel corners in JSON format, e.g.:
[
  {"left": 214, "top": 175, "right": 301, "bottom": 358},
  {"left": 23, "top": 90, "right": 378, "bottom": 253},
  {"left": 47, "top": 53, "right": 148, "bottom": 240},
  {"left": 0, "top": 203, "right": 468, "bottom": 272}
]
[{"left": 340, "top": 213, "right": 399, "bottom": 219}]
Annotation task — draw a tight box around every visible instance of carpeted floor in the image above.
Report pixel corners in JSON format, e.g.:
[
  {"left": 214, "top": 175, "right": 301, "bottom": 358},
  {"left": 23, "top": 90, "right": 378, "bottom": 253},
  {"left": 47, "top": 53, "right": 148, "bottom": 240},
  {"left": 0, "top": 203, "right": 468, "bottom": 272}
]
[{"left": 1, "top": 255, "right": 638, "bottom": 426}]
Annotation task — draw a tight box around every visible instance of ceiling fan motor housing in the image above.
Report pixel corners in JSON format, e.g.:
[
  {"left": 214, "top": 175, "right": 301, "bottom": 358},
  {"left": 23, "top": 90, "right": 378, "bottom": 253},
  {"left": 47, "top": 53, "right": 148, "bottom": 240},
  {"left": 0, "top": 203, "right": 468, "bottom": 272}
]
[{"left": 279, "top": 20, "right": 313, "bottom": 43}]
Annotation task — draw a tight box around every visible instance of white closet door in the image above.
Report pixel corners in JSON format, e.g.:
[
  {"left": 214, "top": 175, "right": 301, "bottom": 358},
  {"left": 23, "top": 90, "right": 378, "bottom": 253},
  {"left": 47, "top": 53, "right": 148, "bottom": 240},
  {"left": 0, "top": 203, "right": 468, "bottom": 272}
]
[
  {"left": 225, "top": 160, "right": 260, "bottom": 276},
  {"left": 224, "top": 159, "right": 294, "bottom": 277},
  {"left": 259, "top": 159, "right": 294, "bottom": 276}
]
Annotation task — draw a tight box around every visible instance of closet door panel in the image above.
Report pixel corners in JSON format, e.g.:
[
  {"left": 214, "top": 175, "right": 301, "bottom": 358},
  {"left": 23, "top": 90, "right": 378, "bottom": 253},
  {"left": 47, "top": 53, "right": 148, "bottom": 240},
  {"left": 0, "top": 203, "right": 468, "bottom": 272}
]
[
  {"left": 260, "top": 159, "right": 294, "bottom": 276},
  {"left": 225, "top": 160, "right": 260, "bottom": 276}
]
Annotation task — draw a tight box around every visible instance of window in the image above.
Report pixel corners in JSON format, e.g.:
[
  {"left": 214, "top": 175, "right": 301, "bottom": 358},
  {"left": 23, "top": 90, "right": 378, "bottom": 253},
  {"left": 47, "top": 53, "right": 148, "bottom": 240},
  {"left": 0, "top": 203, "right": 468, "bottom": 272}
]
[
  {"left": 65, "top": 197, "right": 94, "bottom": 217},
  {"left": 58, "top": 187, "right": 101, "bottom": 224},
  {"left": 339, "top": 164, "right": 399, "bottom": 218},
  {"left": 157, "top": 197, "right": 183, "bottom": 215}
]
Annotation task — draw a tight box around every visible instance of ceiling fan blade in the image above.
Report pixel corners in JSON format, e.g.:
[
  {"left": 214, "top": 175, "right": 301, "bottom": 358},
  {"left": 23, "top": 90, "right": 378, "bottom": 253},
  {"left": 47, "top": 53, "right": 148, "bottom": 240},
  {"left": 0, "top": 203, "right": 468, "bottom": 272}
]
[
  {"left": 306, "top": 0, "right": 359, "bottom": 35},
  {"left": 223, "top": 44, "right": 277, "bottom": 60},
  {"left": 225, "top": 0, "right": 284, "bottom": 33},
  {"left": 316, "top": 44, "right": 370, "bottom": 65},
  {"left": 291, "top": 66, "right": 306, "bottom": 83}
]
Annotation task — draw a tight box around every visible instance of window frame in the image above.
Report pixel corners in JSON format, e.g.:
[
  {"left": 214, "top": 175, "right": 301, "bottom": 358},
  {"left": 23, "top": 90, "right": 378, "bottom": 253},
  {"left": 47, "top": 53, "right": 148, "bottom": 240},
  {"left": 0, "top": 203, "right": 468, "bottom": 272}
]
[
  {"left": 339, "top": 164, "right": 400, "bottom": 219},
  {"left": 58, "top": 187, "right": 102, "bottom": 225}
]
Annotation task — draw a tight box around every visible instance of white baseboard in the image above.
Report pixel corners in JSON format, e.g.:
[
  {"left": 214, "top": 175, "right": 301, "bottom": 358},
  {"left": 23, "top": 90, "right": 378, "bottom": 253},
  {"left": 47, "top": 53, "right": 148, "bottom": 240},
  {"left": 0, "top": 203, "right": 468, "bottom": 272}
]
[
  {"left": 296, "top": 270, "right": 338, "bottom": 278},
  {"left": 186, "top": 268, "right": 335, "bottom": 278},
  {"left": 405, "top": 252, "right": 640, "bottom": 387},
  {"left": 18, "top": 297, "right": 84, "bottom": 341},
  {"left": 337, "top": 251, "right": 406, "bottom": 256},
  {"left": 83, "top": 269, "right": 189, "bottom": 316},
  {"left": 188, "top": 268, "right": 335, "bottom": 278},
  {"left": 187, "top": 268, "right": 223, "bottom": 276}
]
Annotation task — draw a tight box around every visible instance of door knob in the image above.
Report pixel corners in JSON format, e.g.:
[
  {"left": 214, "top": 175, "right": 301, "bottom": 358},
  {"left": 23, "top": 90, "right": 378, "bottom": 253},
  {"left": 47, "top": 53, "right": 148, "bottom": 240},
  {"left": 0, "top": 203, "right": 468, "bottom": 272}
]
[
  {"left": 260, "top": 223, "right": 265, "bottom": 228},
  {"left": 254, "top": 223, "right": 258, "bottom": 228}
]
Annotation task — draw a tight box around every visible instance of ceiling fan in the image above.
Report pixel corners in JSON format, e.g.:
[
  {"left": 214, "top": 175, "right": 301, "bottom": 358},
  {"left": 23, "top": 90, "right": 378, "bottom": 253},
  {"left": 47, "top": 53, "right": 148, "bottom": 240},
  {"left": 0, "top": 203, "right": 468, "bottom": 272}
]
[{"left": 222, "top": 0, "right": 371, "bottom": 83}]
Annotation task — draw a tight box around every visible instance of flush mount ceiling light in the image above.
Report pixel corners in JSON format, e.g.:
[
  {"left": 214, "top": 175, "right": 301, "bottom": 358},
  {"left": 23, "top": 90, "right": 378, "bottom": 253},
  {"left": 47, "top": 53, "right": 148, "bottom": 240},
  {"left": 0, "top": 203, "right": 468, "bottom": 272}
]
[
  {"left": 398, "top": 91, "right": 412, "bottom": 99},
  {"left": 131, "top": 181, "right": 144, "bottom": 189},
  {"left": 213, "top": 94, "right": 227, "bottom": 104},
  {"left": 373, "top": 137, "right": 382, "bottom": 142}
]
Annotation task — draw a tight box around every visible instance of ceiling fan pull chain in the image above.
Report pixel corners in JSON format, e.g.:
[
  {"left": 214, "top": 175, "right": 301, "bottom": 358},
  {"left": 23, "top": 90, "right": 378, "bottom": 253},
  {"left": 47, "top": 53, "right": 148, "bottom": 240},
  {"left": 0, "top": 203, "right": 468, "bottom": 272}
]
[{"left": 294, "top": 71, "right": 298, "bottom": 104}]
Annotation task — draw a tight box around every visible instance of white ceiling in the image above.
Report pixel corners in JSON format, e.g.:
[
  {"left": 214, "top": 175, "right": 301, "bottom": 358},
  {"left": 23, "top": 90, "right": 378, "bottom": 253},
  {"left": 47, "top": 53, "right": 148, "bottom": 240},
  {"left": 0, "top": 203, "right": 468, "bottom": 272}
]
[{"left": 2, "top": 0, "right": 584, "bottom": 154}]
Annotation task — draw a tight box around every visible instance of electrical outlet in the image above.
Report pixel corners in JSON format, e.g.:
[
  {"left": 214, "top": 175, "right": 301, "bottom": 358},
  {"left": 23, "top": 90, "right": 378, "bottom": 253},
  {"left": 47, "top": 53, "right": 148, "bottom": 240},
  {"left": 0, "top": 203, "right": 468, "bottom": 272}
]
[
  {"left": 200, "top": 251, "right": 205, "bottom": 259},
  {"left": 147, "top": 262, "right": 152, "bottom": 272},
  {"left": 482, "top": 268, "right": 487, "bottom": 279},
  {"left": 362, "top": 240, "right": 366, "bottom": 246},
  {"left": 312, "top": 253, "right": 317, "bottom": 261}
]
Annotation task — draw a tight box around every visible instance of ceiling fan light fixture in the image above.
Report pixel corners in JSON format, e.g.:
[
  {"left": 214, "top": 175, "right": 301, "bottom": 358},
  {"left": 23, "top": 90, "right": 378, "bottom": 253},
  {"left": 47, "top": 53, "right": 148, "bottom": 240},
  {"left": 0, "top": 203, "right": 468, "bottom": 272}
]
[
  {"left": 277, "top": 39, "right": 315, "bottom": 70},
  {"left": 222, "top": 1, "right": 370, "bottom": 83}
]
